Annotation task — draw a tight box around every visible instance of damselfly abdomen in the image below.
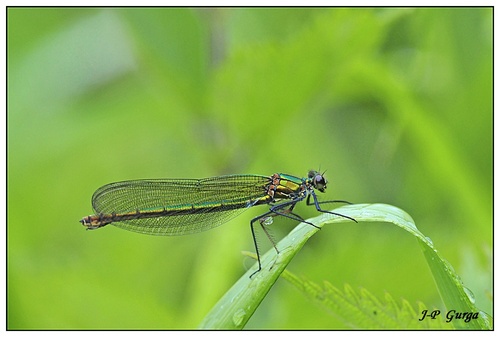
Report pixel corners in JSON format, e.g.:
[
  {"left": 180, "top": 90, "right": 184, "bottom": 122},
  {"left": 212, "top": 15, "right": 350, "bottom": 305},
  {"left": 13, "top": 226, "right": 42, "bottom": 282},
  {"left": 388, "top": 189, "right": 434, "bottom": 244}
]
[{"left": 80, "top": 170, "right": 356, "bottom": 276}]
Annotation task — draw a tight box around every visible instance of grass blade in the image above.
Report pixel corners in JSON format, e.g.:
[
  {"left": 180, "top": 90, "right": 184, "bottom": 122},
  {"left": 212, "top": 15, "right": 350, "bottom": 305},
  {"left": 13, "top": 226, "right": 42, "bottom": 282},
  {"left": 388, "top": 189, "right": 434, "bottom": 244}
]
[{"left": 198, "top": 203, "right": 491, "bottom": 330}]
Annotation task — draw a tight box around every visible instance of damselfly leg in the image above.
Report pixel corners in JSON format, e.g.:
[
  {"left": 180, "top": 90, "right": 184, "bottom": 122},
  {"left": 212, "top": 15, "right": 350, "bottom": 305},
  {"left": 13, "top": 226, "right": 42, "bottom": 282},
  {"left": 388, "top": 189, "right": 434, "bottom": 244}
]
[{"left": 306, "top": 193, "right": 358, "bottom": 223}]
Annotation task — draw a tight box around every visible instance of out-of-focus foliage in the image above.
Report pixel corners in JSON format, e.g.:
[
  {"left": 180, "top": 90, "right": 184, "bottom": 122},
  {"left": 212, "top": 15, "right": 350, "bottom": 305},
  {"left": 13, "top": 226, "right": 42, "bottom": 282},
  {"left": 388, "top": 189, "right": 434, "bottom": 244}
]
[{"left": 8, "top": 8, "right": 491, "bottom": 329}]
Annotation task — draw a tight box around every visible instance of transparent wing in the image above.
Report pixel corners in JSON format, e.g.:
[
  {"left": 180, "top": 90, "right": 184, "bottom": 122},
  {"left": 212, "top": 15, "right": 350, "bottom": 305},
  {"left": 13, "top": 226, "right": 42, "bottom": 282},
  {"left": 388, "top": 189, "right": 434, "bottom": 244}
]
[{"left": 90, "top": 175, "right": 271, "bottom": 236}]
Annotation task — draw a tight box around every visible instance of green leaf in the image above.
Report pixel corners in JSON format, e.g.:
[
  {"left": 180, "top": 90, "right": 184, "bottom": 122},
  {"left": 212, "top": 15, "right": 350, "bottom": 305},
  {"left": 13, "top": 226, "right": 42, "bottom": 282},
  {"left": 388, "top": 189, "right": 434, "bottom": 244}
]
[
  {"left": 198, "top": 204, "right": 492, "bottom": 330},
  {"left": 280, "top": 269, "right": 451, "bottom": 329}
]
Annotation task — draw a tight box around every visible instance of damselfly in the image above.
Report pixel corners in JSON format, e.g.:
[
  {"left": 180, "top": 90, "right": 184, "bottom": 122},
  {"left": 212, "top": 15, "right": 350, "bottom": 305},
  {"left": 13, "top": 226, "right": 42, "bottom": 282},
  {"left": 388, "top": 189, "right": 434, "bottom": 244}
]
[{"left": 80, "top": 170, "right": 356, "bottom": 276}]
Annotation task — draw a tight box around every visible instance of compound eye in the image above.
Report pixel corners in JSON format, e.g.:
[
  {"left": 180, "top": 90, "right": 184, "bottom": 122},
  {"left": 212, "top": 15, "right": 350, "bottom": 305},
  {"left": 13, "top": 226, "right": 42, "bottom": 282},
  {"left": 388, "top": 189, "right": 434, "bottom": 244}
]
[{"left": 314, "top": 174, "right": 327, "bottom": 192}]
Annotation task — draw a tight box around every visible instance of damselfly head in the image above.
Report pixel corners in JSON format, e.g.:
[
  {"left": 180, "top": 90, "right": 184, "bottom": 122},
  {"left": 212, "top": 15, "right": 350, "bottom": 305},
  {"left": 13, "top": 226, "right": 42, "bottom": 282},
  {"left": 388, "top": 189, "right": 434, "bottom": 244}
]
[{"left": 309, "top": 170, "right": 328, "bottom": 192}]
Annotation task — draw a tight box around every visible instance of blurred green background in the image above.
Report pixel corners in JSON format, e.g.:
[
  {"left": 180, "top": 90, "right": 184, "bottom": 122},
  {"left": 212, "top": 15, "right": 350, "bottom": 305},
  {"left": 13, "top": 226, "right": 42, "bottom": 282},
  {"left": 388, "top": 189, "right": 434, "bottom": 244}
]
[{"left": 8, "top": 7, "right": 492, "bottom": 329}]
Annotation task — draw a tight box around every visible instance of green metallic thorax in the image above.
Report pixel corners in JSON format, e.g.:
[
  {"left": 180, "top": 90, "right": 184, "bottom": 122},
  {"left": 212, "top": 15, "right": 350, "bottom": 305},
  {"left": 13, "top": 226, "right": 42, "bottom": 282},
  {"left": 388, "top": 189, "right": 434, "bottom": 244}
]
[{"left": 252, "top": 173, "right": 307, "bottom": 206}]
